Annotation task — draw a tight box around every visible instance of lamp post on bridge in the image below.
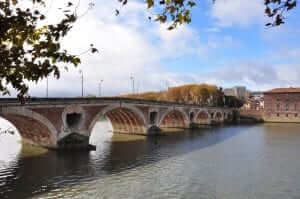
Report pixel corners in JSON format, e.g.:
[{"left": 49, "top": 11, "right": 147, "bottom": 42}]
[
  {"left": 130, "top": 75, "right": 135, "bottom": 94},
  {"left": 46, "top": 76, "right": 49, "bottom": 98},
  {"left": 99, "top": 80, "right": 103, "bottom": 97},
  {"left": 79, "top": 70, "right": 84, "bottom": 97}
]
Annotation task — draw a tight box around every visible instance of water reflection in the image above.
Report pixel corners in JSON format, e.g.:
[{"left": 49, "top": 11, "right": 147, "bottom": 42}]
[{"left": 0, "top": 120, "right": 300, "bottom": 198}]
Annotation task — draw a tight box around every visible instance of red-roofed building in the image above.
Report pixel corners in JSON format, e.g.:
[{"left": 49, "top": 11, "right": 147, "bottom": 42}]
[{"left": 264, "top": 87, "right": 300, "bottom": 122}]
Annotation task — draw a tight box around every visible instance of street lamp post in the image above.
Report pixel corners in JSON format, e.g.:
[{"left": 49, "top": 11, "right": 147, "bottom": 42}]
[
  {"left": 46, "top": 77, "right": 49, "bottom": 98},
  {"left": 79, "top": 70, "right": 83, "bottom": 97},
  {"left": 99, "top": 80, "right": 103, "bottom": 97},
  {"left": 165, "top": 80, "right": 169, "bottom": 91},
  {"left": 130, "top": 75, "right": 135, "bottom": 94}
]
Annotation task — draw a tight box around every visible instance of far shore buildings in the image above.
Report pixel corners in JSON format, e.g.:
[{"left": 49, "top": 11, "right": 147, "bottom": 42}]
[
  {"left": 239, "top": 87, "right": 300, "bottom": 123},
  {"left": 242, "top": 91, "right": 264, "bottom": 111},
  {"left": 224, "top": 86, "right": 249, "bottom": 100},
  {"left": 263, "top": 88, "right": 300, "bottom": 122}
]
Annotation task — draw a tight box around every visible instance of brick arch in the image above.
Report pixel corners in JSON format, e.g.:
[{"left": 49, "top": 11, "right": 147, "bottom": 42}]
[
  {"left": 226, "top": 112, "right": 233, "bottom": 120},
  {"left": 158, "top": 108, "right": 189, "bottom": 128},
  {"left": 214, "top": 111, "right": 223, "bottom": 121},
  {"left": 1, "top": 107, "right": 57, "bottom": 148},
  {"left": 195, "top": 110, "right": 211, "bottom": 125},
  {"left": 88, "top": 104, "right": 147, "bottom": 135}
]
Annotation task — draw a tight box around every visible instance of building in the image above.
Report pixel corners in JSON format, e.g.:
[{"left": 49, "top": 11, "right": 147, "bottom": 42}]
[
  {"left": 224, "top": 86, "right": 249, "bottom": 100},
  {"left": 242, "top": 91, "right": 264, "bottom": 111},
  {"left": 264, "top": 88, "right": 300, "bottom": 122},
  {"left": 242, "top": 97, "right": 264, "bottom": 111},
  {"left": 249, "top": 91, "right": 264, "bottom": 100}
]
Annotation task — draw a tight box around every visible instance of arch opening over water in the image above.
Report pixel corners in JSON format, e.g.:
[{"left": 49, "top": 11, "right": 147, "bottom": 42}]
[
  {"left": 89, "top": 105, "right": 147, "bottom": 137},
  {"left": 159, "top": 110, "right": 188, "bottom": 129},
  {"left": 196, "top": 111, "right": 210, "bottom": 125},
  {"left": 0, "top": 108, "right": 57, "bottom": 148},
  {"left": 215, "top": 112, "right": 223, "bottom": 122},
  {"left": 0, "top": 117, "right": 21, "bottom": 162}
]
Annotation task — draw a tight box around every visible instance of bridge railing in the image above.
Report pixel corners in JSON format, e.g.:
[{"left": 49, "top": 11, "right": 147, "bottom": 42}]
[{"left": 0, "top": 97, "right": 232, "bottom": 110}]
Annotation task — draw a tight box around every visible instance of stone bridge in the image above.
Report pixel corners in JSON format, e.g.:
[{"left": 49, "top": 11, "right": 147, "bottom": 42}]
[{"left": 0, "top": 97, "right": 233, "bottom": 150}]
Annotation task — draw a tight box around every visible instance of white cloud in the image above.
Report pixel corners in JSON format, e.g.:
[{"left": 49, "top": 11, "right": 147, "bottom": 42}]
[
  {"left": 21, "top": 0, "right": 203, "bottom": 97},
  {"left": 9, "top": 0, "right": 290, "bottom": 98},
  {"left": 211, "top": 0, "right": 265, "bottom": 27},
  {"left": 209, "top": 61, "right": 300, "bottom": 91},
  {"left": 22, "top": 0, "right": 237, "bottom": 97}
]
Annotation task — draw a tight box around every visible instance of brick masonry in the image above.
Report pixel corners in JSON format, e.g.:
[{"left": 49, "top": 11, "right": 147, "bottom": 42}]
[
  {"left": 264, "top": 92, "right": 300, "bottom": 122},
  {"left": 0, "top": 98, "right": 233, "bottom": 149}
]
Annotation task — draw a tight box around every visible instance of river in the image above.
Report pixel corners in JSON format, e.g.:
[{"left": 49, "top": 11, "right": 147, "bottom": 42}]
[{"left": 0, "top": 118, "right": 300, "bottom": 199}]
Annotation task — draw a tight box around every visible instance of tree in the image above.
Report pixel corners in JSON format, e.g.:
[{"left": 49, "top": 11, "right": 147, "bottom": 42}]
[
  {"left": 199, "top": 87, "right": 209, "bottom": 106},
  {"left": 0, "top": 0, "right": 97, "bottom": 101},
  {"left": 119, "top": 0, "right": 297, "bottom": 29},
  {"left": 224, "top": 96, "right": 244, "bottom": 108},
  {"left": 265, "top": 0, "right": 297, "bottom": 26}
]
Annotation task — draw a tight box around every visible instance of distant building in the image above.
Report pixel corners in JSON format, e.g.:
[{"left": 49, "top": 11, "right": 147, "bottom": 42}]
[
  {"left": 241, "top": 91, "right": 264, "bottom": 111},
  {"left": 224, "top": 86, "right": 249, "bottom": 99},
  {"left": 242, "top": 97, "right": 264, "bottom": 111},
  {"left": 249, "top": 91, "right": 264, "bottom": 100},
  {"left": 264, "top": 87, "right": 300, "bottom": 122}
]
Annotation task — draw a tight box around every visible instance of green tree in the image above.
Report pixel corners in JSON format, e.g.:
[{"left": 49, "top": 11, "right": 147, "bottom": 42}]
[
  {"left": 0, "top": 0, "right": 97, "bottom": 101},
  {"left": 224, "top": 96, "right": 244, "bottom": 108}
]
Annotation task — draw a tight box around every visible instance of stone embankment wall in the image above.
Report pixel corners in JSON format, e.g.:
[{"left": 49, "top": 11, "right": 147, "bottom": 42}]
[{"left": 239, "top": 110, "right": 264, "bottom": 122}]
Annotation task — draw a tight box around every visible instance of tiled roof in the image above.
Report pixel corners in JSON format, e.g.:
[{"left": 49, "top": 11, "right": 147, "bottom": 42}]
[{"left": 264, "top": 88, "right": 300, "bottom": 93}]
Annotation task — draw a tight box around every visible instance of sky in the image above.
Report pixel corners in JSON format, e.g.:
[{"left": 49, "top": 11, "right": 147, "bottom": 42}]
[{"left": 16, "top": 0, "right": 300, "bottom": 97}]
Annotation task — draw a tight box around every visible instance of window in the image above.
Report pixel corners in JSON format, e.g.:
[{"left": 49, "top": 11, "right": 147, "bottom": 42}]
[
  {"left": 277, "top": 113, "right": 280, "bottom": 117},
  {"left": 286, "top": 114, "right": 289, "bottom": 117},
  {"left": 295, "top": 114, "right": 298, "bottom": 118},
  {"left": 277, "top": 103, "right": 280, "bottom": 111},
  {"left": 286, "top": 103, "right": 289, "bottom": 111}
]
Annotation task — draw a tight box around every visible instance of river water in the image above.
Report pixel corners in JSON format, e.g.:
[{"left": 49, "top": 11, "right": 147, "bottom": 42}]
[{"left": 1, "top": 118, "right": 300, "bottom": 199}]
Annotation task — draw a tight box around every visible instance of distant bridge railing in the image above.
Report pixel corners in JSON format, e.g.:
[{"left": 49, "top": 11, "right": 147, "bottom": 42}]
[{"left": 0, "top": 97, "right": 230, "bottom": 109}]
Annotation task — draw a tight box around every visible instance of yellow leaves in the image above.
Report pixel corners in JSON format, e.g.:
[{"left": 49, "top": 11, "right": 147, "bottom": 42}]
[
  {"left": 146, "top": 0, "right": 154, "bottom": 8},
  {"left": 156, "top": 14, "right": 167, "bottom": 23},
  {"left": 11, "top": 0, "right": 18, "bottom": 5},
  {"left": 72, "top": 57, "right": 81, "bottom": 66},
  {"left": 122, "top": 83, "right": 222, "bottom": 105},
  {"left": 178, "top": 13, "right": 184, "bottom": 24},
  {"left": 116, "top": 0, "right": 195, "bottom": 30}
]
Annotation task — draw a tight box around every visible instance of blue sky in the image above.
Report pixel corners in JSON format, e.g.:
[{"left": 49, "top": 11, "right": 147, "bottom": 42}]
[{"left": 20, "top": 0, "right": 300, "bottom": 97}]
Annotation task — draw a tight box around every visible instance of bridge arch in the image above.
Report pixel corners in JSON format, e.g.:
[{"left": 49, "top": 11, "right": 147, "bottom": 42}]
[
  {"left": 0, "top": 107, "right": 57, "bottom": 148},
  {"left": 88, "top": 104, "right": 147, "bottom": 135},
  {"left": 226, "top": 112, "right": 233, "bottom": 121},
  {"left": 195, "top": 110, "right": 211, "bottom": 125},
  {"left": 158, "top": 108, "right": 189, "bottom": 129},
  {"left": 214, "top": 111, "right": 223, "bottom": 122}
]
